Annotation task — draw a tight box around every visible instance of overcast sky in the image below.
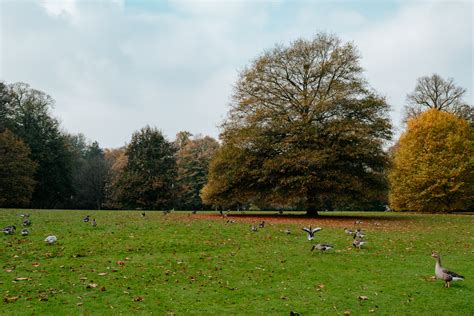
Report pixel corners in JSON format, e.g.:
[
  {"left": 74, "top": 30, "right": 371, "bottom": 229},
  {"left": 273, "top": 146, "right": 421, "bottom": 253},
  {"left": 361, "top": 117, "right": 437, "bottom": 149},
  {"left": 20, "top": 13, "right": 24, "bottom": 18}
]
[{"left": 1, "top": 0, "right": 472, "bottom": 148}]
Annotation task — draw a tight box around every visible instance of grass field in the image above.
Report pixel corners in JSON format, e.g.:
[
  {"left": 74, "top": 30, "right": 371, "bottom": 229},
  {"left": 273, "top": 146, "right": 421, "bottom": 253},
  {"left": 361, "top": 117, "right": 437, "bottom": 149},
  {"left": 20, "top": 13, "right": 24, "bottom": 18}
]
[{"left": 1, "top": 210, "right": 473, "bottom": 315}]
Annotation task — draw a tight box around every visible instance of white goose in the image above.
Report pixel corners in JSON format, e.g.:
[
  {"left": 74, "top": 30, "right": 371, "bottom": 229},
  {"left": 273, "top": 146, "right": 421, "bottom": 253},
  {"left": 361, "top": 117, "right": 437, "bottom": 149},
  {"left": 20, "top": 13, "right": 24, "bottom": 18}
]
[{"left": 44, "top": 235, "right": 57, "bottom": 244}]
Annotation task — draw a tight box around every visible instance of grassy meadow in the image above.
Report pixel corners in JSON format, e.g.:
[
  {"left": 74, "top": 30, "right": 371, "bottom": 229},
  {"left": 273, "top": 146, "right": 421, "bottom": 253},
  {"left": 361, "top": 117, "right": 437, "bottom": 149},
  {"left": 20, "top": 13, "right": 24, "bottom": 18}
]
[{"left": 1, "top": 210, "right": 473, "bottom": 315}]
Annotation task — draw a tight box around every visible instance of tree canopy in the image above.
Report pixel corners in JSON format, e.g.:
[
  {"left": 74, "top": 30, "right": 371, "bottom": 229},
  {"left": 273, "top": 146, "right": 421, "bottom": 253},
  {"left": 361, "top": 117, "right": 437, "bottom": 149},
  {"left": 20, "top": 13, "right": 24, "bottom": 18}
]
[
  {"left": 175, "top": 133, "right": 219, "bottom": 210},
  {"left": 389, "top": 109, "right": 473, "bottom": 212},
  {"left": 405, "top": 74, "right": 473, "bottom": 124},
  {"left": 0, "top": 129, "right": 37, "bottom": 207},
  {"left": 202, "top": 33, "right": 392, "bottom": 215},
  {"left": 116, "top": 126, "right": 177, "bottom": 210},
  {"left": 1, "top": 82, "right": 74, "bottom": 208}
]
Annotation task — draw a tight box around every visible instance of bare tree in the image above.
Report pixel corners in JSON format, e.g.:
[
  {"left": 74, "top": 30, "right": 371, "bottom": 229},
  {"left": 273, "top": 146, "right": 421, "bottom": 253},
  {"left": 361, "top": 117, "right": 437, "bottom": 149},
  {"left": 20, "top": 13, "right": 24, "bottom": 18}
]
[{"left": 405, "top": 74, "right": 473, "bottom": 123}]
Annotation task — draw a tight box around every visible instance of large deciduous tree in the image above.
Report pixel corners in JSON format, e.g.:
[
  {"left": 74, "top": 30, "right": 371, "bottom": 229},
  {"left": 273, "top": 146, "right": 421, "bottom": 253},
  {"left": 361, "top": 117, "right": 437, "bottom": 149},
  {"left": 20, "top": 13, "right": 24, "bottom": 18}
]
[
  {"left": 389, "top": 109, "right": 473, "bottom": 212},
  {"left": 175, "top": 133, "right": 219, "bottom": 210},
  {"left": 202, "top": 33, "right": 392, "bottom": 215},
  {"left": 405, "top": 74, "right": 473, "bottom": 124},
  {"left": 116, "top": 126, "right": 177, "bottom": 210},
  {"left": 0, "top": 129, "right": 37, "bottom": 207}
]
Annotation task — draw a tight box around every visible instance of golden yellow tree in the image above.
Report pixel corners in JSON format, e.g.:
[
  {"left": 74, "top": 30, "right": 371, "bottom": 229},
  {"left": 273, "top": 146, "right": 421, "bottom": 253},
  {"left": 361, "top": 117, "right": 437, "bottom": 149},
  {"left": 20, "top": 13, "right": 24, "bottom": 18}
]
[{"left": 389, "top": 109, "right": 473, "bottom": 212}]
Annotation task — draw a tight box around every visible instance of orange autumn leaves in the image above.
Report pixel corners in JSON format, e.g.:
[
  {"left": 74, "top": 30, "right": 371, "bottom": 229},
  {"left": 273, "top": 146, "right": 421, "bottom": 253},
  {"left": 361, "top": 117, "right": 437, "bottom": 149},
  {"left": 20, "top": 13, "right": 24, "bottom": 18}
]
[{"left": 389, "top": 109, "right": 473, "bottom": 212}]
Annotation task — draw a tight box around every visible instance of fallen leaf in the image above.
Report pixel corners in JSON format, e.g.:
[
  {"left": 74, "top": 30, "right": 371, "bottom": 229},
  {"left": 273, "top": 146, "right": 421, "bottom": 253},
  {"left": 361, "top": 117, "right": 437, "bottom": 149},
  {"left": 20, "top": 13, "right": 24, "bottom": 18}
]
[
  {"left": 5, "top": 269, "right": 13, "bottom": 273},
  {"left": 38, "top": 293, "right": 48, "bottom": 301},
  {"left": 344, "top": 311, "right": 351, "bottom": 315},
  {"left": 133, "top": 296, "right": 144, "bottom": 302},
  {"left": 98, "top": 273, "right": 108, "bottom": 276},
  {"left": 3, "top": 296, "right": 19, "bottom": 303},
  {"left": 100, "top": 286, "right": 106, "bottom": 292},
  {"left": 14, "top": 277, "right": 32, "bottom": 281},
  {"left": 358, "top": 296, "right": 368, "bottom": 301},
  {"left": 369, "top": 309, "right": 375, "bottom": 313},
  {"left": 117, "top": 261, "right": 125, "bottom": 266},
  {"left": 77, "top": 302, "right": 83, "bottom": 306},
  {"left": 86, "top": 283, "right": 98, "bottom": 289},
  {"left": 167, "top": 312, "right": 174, "bottom": 316},
  {"left": 33, "top": 263, "right": 40, "bottom": 267},
  {"left": 80, "top": 277, "right": 87, "bottom": 281}
]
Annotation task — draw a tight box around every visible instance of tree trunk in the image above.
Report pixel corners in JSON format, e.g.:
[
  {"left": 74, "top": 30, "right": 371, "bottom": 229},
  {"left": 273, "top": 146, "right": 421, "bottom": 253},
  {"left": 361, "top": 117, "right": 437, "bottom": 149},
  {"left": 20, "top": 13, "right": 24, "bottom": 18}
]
[{"left": 306, "top": 208, "right": 319, "bottom": 217}]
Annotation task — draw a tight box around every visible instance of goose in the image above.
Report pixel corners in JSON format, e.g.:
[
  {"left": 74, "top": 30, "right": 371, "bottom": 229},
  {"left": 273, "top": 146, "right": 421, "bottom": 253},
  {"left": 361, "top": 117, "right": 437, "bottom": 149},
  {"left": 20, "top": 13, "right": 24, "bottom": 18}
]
[
  {"left": 92, "top": 219, "right": 97, "bottom": 227},
  {"left": 141, "top": 212, "right": 146, "bottom": 217},
  {"left": 431, "top": 252, "right": 464, "bottom": 287},
  {"left": 354, "top": 229, "right": 365, "bottom": 239},
  {"left": 259, "top": 221, "right": 265, "bottom": 228},
  {"left": 302, "top": 226, "right": 322, "bottom": 241},
  {"left": 311, "top": 243, "right": 333, "bottom": 252},
  {"left": 23, "top": 219, "right": 31, "bottom": 226},
  {"left": 352, "top": 238, "right": 366, "bottom": 249},
  {"left": 344, "top": 227, "right": 354, "bottom": 235},
  {"left": 2, "top": 225, "right": 16, "bottom": 235},
  {"left": 44, "top": 235, "right": 57, "bottom": 244},
  {"left": 251, "top": 225, "right": 258, "bottom": 232},
  {"left": 20, "top": 213, "right": 30, "bottom": 218},
  {"left": 83, "top": 215, "right": 90, "bottom": 223},
  {"left": 21, "top": 229, "right": 29, "bottom": 236}
]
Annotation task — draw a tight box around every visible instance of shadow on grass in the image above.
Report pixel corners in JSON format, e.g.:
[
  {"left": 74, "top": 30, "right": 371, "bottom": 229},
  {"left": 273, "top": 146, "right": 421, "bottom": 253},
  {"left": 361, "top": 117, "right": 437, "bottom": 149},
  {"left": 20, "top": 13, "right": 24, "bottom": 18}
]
[{"left": 203, "top": 211, "right": 419, "bottom": 222}]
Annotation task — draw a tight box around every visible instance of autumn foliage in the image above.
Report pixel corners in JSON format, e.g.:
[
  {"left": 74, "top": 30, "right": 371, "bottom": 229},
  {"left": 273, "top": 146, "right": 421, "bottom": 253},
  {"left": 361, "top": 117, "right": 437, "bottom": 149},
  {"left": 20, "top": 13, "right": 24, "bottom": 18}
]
[
  {"left": 389, "top": 109, "right": 473, "bottom": 212},
  {"left": 202, "top": 33, "right": 392, "bottom": 214},
  {"left": 0, "top": 129, "right": 37, "bottom": 207}
]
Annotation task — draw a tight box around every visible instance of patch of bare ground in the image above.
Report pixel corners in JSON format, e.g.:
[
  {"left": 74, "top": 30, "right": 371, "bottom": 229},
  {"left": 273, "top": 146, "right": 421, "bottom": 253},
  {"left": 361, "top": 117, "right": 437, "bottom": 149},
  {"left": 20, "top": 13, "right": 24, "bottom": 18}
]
[{"left": 187, "top": 212, "right": 473, "bottom": 231}]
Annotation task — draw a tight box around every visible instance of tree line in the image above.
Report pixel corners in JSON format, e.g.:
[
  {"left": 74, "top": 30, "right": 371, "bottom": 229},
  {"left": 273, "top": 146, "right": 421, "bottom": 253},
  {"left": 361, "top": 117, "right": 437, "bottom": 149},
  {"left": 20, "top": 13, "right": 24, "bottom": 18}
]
[
  {"left": 0, "top": 82, "right": 219, "bottom": 210},
  {"left": 1, "top": 32, "right": 472, "bottom": 213}
]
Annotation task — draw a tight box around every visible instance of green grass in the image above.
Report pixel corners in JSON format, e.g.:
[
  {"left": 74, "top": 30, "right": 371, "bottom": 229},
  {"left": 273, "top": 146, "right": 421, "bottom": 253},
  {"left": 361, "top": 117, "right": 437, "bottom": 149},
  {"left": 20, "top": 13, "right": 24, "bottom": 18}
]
[{"left": 1, "top": 210, "right": 473, "bottom": 315}]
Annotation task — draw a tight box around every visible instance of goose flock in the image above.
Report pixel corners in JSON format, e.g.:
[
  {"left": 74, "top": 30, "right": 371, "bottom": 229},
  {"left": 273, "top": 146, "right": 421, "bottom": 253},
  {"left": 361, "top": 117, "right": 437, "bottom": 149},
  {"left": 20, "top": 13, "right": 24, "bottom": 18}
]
[
  {"left": 2, "top": 212, "right": 99, "bottom": 244},
  {"left": 2, "top": 212, "right": 466, "bottom": 289}
]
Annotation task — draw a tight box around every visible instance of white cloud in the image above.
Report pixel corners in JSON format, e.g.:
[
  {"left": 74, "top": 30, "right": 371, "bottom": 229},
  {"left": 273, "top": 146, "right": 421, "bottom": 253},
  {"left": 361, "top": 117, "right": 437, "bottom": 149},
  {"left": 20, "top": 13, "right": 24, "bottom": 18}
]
[
  {"left": 39, "top": 0, "right": 78, "bottom": 17},
  {"left": 1, "top": 0, "right": 471, "bottom": 148},
  {"left": 352, "top": 1, "right": 472, "bottom": 132}
]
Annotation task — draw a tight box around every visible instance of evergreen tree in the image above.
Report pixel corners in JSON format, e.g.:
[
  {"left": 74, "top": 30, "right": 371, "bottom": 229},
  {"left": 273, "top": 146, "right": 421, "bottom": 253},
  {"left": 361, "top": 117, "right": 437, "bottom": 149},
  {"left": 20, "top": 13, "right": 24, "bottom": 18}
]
[{"left": 117, "top": 126, "right": 177, "bottom": 209}]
